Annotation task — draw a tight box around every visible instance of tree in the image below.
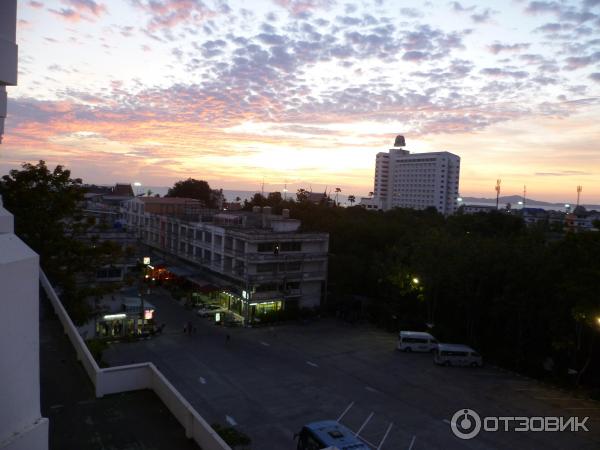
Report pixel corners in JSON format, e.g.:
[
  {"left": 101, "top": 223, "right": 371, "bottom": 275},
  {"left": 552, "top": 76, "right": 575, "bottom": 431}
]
[
  {"left": 166, "top": 178, "right": 215, "bottom": 207},
  {"left": 296, "top": 188, "right": 309, "bottom": 202},
  {"left": 0, "top": 160, "right": 85, "bottom": 264},
  {"left": 335, "top": 187, "right": 341, "bottom": 205},
  {"left": 348, "top": 195, "right": 356, "bottom": 206},
  {"left": 0, "top": 161, "right": 101, "bottom": 323}
]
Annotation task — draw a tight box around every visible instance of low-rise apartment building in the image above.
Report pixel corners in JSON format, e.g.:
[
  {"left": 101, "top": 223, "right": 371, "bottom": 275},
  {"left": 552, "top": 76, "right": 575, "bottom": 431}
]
[{"left": 122, "top": 198, "right": 329, "bottom": 322}]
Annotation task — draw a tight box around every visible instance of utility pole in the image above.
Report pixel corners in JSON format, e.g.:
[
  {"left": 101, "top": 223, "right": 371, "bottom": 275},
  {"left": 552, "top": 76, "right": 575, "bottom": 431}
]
[
  {"left": 495, "top": 179, "right": 501, "bottom": 209},
  {"left": 523, "top": 185, "right": 527, "bottom": 209},
  {"left": 576, "top": 185, "right": 582, "bottom": 208}
]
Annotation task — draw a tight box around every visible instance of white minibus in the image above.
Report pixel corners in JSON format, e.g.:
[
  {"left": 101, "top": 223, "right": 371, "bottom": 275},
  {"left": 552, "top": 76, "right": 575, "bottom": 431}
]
[
  {"left": 434, "top": 344, "right": 483, "bottom": 367},
  {"left": 397, "top": 331, "right": 438, "bottom": 352}
]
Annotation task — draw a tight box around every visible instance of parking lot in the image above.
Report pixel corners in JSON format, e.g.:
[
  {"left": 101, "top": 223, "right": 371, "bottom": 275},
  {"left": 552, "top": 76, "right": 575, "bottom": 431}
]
[{"left": 104, "top": 288, "right": 600, "bottom": 450}]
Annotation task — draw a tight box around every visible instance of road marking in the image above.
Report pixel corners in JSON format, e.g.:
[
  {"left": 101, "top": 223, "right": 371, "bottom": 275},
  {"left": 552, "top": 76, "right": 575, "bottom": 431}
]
[
  {"left": 226, "top": 415, "right": 237, "bottom": 426},
  {"left": 260, "top": 341, "right": 270, "bottom": 347},
  {"left": 306, "top": 361, "right": 319, "bottom": 368},
  {"left": 198, "top": 376, "right": 207, "bottom": 384},
  {"left": 442, "top": 419, "right": 451, "bottom": 425},
  {"left": 50, "top": 404, "right": 63, "bottom": 409},
  {"left": 408, "top": 435, "right": 416, "bottom": 450},
  {"left": 365, "top": 386, "right": 379, "bottom": 393}
]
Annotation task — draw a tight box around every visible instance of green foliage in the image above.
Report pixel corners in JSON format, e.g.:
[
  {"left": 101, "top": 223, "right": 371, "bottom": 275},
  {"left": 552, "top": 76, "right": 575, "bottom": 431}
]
[
  {"left": 86, "top": 338, "right": 108, "bottom": 366},
  {"left": 285, "top": 202, "right": 600, "bottom": 388},
  {"left": 0, "top": 160, "right": 85, "bottom": 264},
  {"left": 211, "top": 424, "right": 251, "bottom": 447},
  {"left": 166, "top": 177, "right": 215, "bottom": 207},
  {"left": 0, "top": 160, "right": 125, "bottom": 324}
]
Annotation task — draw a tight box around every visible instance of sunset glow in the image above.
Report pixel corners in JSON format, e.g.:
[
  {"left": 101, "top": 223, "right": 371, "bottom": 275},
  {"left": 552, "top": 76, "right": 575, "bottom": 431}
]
[{"left": 2, "top": 0, "right": 600, "bottom": 202}]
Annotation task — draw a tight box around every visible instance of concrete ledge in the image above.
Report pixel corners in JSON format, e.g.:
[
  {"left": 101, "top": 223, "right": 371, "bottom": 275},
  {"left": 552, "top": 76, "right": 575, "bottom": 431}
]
[
  {"left": 40, "top": 270, "right": 231, "bottom": 450},
  {"left": 0, "top": 417, "right": 48, "bottom": 450}
]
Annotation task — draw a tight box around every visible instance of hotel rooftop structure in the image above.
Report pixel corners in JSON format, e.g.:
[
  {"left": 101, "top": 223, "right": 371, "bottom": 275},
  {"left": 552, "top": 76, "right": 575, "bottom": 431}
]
[{"left": 122, "top": 197, "right": 329, "bottom": 323}]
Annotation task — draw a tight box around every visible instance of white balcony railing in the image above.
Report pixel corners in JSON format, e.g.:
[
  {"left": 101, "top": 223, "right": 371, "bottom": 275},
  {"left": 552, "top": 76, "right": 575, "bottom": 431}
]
[{"left": 40, "top": 270, "right": 231, "bottom": 450}]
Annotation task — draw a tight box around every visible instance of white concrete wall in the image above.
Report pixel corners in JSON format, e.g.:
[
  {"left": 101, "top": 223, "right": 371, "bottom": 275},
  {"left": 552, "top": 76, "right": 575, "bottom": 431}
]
[
  {"left": 0, "top": 205, "right": 49, "bottom": 450},
  {"left": 0, "top": 0, "right": 18, "bottom": 143},
  {"left": 41, "top": 271, "right": 231, "bottom": 450}
]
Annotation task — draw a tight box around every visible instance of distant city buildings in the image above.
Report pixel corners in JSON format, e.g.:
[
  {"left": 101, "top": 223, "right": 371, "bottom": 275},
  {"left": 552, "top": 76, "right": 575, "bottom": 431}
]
[
  {"left": 122, "top": 198, "right": 329, "bottom": 324},
  {"left": 362, "top": 136, "right": 461, "bottom": 215}
]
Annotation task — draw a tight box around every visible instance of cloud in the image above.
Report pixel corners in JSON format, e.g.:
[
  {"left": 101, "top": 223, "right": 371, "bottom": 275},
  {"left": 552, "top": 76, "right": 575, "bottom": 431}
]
[
  {"left": 480, "top": 68, "right": 529, "bottom": 79},
  {"left": 590, "top": 72, "right": 600, "bottom": 82},
  {"left": 450, "top": 1, "right": 475, "bottom": 13},
  {"left": 399, "top": 8, "right": 423, "bottom": 18},
  {"left": 535, "top": 170, "right": 593, "bottom": 176},
  {"left": 49, "top": 0, "right": 107, "bottom": 22},
  {"left": 63, "top": 0, "right": 106, "bottom": 16},
  {"left": 471, "top": 8, "right": 497, "bottom": 23},
  {"left": 129, "top": 0, "right": 216, "bottom": 32},
  {"left": 273, "top": 0, "right": 336, "bottom": 16},
  {"left": 488, "top": 42, "right": 530, "bottom": 54},
  {"left": 564, "top": 51, "right": 600, "bottom": 70},
  {"left": 525, "top": 1, "right": 562, "bottom": 15},
  {"left": 28, "top": 1, "right": 44, "bottom": 8}
]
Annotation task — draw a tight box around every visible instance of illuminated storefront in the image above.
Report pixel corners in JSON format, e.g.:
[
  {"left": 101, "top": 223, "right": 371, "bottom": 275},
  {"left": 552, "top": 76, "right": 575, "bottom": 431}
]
[{"left": 95, "top": 301, "right": 156, "bottom": 339}]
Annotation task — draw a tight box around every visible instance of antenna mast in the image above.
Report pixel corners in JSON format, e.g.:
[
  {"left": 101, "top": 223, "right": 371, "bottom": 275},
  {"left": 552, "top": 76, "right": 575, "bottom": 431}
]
[
  {"left": 576, "top": 185, "right": 582, "bottom": 207},
  {"left": 523, "top": 185, "right": 527, "bottom": 209},
  {"left": 495, "top": 179, "right": 501, "bottom": 209}
]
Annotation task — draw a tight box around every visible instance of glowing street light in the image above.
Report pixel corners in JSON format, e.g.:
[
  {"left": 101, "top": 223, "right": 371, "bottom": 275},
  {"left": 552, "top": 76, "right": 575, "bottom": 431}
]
[{"left": 412, "top": 277, "right": 420, "bottom": 284}]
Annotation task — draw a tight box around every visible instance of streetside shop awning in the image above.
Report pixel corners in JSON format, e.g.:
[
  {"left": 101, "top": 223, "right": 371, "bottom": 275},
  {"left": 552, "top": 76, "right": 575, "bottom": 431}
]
[
  {"left": 165, "top": 265, "right": 195, "bottom": 278},
  {"left": 187, "top": 277, "right": 220, "bottom": 293}
]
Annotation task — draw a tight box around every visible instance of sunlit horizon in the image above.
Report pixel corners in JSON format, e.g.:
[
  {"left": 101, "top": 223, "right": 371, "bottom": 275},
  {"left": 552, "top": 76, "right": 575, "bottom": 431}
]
[{"left": 1, "top": 0, "right": 599, "bottom": 203}]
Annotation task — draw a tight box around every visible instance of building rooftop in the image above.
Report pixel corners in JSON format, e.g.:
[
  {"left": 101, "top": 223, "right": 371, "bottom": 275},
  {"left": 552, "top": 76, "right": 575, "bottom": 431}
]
[{"left": 40, "top": 294, "right": 198, "bottom": 450}]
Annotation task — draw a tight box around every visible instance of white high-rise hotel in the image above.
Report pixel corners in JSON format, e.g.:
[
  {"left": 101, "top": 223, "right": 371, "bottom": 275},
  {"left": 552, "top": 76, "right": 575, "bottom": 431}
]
[{"left": 370, "top": 136, "right": 460, "bottom": 215}]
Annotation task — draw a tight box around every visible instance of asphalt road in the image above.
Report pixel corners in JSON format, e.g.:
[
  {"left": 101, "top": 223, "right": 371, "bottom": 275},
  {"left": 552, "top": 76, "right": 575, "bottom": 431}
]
[{"left": 104, "top": 288, "right": 600, "bottom": 450}]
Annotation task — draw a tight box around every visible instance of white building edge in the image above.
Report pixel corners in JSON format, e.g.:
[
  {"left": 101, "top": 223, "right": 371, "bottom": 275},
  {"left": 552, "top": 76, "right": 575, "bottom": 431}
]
[{"left": 1, "top": 2, "right": 50, "bottom": 449}]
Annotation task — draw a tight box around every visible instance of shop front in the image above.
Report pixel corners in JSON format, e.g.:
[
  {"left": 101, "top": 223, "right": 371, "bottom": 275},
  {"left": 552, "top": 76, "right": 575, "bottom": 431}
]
[{"left": 95, "top": 302, "right": 156, "bottom": 339}]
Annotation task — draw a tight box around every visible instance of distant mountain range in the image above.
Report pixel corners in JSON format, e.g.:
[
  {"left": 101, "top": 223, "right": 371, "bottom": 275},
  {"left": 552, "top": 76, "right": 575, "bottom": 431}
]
[{"left": 462, "top": 195, "right": 600, "bottom": 209}]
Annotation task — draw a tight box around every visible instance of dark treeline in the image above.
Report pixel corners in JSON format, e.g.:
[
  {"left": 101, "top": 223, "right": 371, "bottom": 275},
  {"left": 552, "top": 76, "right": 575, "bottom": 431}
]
[{"left": 246, "top": 193, "right": 600, "bottom": 392}]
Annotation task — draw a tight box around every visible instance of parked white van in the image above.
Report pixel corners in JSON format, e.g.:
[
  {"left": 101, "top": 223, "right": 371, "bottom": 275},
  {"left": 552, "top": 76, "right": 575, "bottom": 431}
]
[
  {"left": 434, "top": 344, "right": 483, "bottom": 367},
  {"left": 397, "top": 331, "right": 438, "bottom": 352}
]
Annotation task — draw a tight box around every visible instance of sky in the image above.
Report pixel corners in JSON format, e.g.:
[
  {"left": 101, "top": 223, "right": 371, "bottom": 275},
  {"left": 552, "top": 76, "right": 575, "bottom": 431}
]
[{"left": 1, "top": 0, "right": 599, "bottom": 202}]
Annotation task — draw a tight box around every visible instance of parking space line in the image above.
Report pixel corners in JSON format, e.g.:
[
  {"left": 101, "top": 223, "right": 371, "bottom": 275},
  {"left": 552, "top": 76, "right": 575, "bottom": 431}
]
[
  {"left": 226, "top": 415, "right": 237, "bottom": 426},
  {"left": 365, "top": 386, "right": 379, "bottom": 393},
  {"left": 198, "top": 376, "right": 207, "bottom": 384},
  {"left": 306, "top": 361, "right": 319, "bottom": 368},
  {"left": 260, "top": 341, "right": 270, "bottom": 347},
  {"left": 408, "top": 435, "right": 416, "bottom": 450}
]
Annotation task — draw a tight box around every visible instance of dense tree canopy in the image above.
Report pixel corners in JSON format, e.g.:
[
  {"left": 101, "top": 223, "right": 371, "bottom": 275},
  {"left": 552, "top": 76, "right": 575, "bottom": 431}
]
[
  {"left": 166, "top": 178, "right": 215, "bottom": 207},
  {"left": 285, "top": 202, "right": 600, "bottom": 391},
  {"left": 0, "top": 160, "right": 126, "bottom": 324},
  {"left": 0, "top": 160, "right": 85, "bottom": 262}
]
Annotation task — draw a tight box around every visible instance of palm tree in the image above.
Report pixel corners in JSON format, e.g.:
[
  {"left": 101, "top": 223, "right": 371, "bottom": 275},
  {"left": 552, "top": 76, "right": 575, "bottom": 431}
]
[
  {"left": 335, "top": 187, "right": 341, "bottom": 205},
  {"left": 348, "top": 195, "right": 356, "bottom": 206},
  {"left": 368, "top": 191, "right": 374, "bottom": 197}
]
